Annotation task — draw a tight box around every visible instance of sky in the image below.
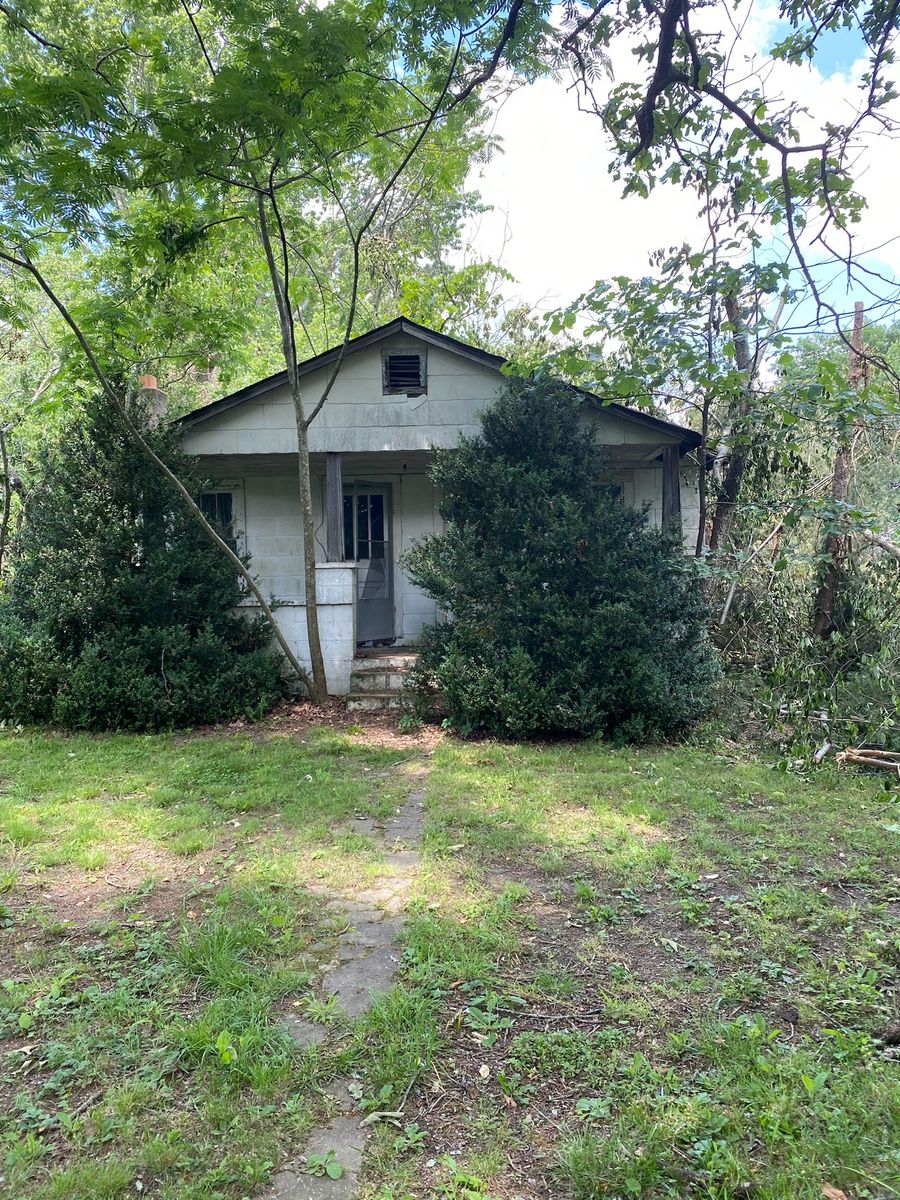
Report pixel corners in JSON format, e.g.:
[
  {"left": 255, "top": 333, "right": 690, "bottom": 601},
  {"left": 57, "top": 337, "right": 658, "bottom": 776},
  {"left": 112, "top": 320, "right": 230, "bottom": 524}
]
[{"left": 464, "top": 9, "right": 900, "bottom": 335}]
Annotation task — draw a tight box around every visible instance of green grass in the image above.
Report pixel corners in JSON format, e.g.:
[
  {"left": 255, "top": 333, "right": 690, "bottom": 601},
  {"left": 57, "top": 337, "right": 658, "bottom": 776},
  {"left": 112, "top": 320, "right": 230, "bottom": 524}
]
[
  {"left": 0, "top": 727, "right": 405, "bottom": 871},
  {"left": 2, "top": 726, "right": 898, "bottom": 1200},
  {"left": 0, "top": 726, "right": 409, "bottom": 1200},
  {"left": 378, "top": 738, "right": 900, "bottom": 1200}
]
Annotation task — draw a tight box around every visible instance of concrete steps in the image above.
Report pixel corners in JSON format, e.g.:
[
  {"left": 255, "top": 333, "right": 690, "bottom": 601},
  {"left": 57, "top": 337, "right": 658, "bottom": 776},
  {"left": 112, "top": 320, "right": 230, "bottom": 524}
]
[{"left": 346, "top": 650, "right": 418, "bottom": 712}]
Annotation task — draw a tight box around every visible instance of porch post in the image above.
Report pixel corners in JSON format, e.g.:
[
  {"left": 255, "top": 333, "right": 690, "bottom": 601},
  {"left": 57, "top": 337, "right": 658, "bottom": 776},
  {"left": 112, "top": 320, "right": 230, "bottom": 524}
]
[
  {"left": 325, "top": 452, "right": 344, "bottom": 562},
  {"left": 661, "top": 444, "right": 682, "bottom": 533}
]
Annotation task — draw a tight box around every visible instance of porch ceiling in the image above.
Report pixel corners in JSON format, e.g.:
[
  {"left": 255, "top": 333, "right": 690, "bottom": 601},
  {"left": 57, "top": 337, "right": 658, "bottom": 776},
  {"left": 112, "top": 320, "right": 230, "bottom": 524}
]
[
  {"left": 192, "top": 450, "right": 436, "bottom": 477},
  {"left": 191, "top": 444, "right": 687, "bottom": 479}
]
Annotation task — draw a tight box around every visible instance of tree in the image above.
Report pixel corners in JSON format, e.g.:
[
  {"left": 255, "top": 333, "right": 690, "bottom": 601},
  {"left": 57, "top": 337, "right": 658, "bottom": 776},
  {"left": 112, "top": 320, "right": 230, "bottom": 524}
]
[
  {"left": 557, "top": 0, "right": 899, "bottom": 334},
  {"left": 545, "top": 249, "right": 790, "bottom": 558},
  {"left": 0, "top": 395, "right": 285, "bottom": 730},
  {"left": 404, "top": 378, "right": 721, "bottom": 740},
  {"left": 813, "top": 302, "right": 867, "bottom": 636},
  {"left": 0, "top": 0, "right": 549, "bottom": 699},
  {"left": 544, "top": 0, "right": 898, "bottom": 566}
]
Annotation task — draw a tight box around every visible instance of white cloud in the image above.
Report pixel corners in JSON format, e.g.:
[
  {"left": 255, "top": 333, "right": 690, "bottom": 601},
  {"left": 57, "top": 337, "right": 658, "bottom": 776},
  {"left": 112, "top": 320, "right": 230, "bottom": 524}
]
[
  {"left": 466, "top": 77, "right": 704, "bottom": 311},
  {"left": 466, "top": 8, "right": 900, "bottom": 324}
]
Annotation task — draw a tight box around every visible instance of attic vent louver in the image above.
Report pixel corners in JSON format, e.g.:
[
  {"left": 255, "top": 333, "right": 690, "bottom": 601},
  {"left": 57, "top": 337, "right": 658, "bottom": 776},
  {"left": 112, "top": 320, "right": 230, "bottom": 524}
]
[{"left": 383, "top": 351, "right": 425, "bottom": 394}]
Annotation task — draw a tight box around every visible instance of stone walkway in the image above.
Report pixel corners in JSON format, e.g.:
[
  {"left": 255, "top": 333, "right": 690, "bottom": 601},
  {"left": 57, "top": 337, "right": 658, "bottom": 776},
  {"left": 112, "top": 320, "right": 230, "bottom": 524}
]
[{"left": 260, "top": 773, "right": 426, "bottom": 1199}]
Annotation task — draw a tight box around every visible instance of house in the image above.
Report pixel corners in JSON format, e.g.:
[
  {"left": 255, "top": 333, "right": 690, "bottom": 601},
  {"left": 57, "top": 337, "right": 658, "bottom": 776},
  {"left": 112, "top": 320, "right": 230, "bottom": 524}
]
[{"left": 178, "top": 317, "right": 703, "bottom": 697}]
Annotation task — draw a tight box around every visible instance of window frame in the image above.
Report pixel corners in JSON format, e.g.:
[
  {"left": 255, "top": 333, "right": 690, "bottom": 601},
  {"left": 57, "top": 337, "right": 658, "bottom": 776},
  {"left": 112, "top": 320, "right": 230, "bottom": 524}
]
[{"left": 198, "top": 480, "right": 246, "bottom": 558}]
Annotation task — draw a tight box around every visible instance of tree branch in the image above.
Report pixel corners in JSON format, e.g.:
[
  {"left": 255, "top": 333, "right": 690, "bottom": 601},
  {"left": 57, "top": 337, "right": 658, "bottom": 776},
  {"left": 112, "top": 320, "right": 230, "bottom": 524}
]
[{"left": 0, "top": 246, "right": 314, "bottom": 691}]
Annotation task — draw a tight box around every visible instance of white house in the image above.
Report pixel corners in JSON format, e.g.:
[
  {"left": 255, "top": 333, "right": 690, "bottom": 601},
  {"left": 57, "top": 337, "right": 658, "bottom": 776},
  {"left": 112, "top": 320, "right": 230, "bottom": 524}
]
[{"left": 178, "top": 318, "right": 703, "bottom": 697}]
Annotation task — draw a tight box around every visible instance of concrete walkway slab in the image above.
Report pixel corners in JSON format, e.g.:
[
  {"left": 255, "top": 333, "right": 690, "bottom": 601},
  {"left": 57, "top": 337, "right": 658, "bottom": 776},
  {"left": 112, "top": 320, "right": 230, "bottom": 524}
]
[
  {"left": 323, "top": 943, "right": 404, "bottom": 1018},
  {"left": 262, "top": 1114, "right": 364, "bottom": 1199},
  {"left": 258, "top": 773, "right": 428, "bottom": 1199},
  {"left": 281, "top": 1012, "right": 330, "bottom": 1050}
]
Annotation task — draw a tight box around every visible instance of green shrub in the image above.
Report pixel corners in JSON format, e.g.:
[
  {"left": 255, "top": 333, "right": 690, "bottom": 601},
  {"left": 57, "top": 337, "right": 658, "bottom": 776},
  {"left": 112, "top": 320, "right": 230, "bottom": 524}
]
[
  {"left": 403, "top": 378, "right": 720, "bottom": 740},
  {"left": 0, "top": 615, "right": 61, "bottom": 725},
  {"left": 0, "top": 396, "right": 285, "bottom": 731}
]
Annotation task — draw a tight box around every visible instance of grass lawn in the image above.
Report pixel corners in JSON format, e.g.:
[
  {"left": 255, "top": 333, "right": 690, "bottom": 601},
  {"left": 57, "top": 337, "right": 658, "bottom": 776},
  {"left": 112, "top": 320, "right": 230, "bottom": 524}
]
[{"left": 1, "top": 722, "right": 898, "bottom": 1199}]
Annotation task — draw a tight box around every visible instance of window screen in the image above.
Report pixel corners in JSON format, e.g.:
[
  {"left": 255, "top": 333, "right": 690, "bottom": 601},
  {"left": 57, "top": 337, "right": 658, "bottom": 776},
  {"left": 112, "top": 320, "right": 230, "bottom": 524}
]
[{"left": 383, "top": 352, "right": 425, "bottom": 393}]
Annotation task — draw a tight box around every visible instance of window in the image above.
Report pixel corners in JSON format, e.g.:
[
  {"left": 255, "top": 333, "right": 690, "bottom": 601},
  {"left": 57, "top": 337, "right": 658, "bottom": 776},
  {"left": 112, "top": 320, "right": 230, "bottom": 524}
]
[
  {"left": 343, "top": 490, "right": 386, "bottom": 561},
  {"left": 383, "top": 350, "right": 426, "bottom": 395},
  {"left": 200, "top": 490, "right": 237, "bottom": 552}
]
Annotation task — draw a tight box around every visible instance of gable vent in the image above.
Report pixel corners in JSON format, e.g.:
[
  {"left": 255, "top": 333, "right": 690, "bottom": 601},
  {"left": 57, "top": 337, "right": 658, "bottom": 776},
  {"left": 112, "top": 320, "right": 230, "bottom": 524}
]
[{"left": 383, "top": 352, "right": 425, "bottom": 393}]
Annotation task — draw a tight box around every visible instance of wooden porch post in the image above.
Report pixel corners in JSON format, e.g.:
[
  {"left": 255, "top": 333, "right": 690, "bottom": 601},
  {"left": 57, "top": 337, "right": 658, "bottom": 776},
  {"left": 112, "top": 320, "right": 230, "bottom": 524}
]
[
  {"left": 325, "top": 452, "right": 344, "bottom": 561},
  {"left": 661, "top": 445, "right": 682, "bottom": 533}
]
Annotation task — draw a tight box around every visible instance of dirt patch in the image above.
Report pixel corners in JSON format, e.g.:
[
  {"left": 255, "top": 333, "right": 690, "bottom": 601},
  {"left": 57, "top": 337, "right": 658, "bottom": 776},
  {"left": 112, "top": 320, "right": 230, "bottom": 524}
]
[
  {"left": 12, "top": 844, "right": 220, "bottom": 930},
  {"left": 393, "top": 856, "right": 795, "bottom": 1192},
  {"left": 182, "top": 698, "right": 447, "bottom": 753}
]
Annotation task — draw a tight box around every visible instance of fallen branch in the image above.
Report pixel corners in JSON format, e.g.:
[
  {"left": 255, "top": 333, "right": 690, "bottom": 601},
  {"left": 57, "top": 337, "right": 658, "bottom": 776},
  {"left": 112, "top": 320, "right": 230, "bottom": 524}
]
[
  {"left": 861, "top": 528, "right": 900, "bottom": 561},
  {"left": 836, "top": 747, "right": 900, "bottom": 772}
]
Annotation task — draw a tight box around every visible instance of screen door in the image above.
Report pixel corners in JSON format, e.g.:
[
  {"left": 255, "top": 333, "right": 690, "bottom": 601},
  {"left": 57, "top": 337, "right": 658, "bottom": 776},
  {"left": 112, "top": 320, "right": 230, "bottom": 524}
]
[{"left": 343, "top": 484, "right": 394, "bottom": 644}]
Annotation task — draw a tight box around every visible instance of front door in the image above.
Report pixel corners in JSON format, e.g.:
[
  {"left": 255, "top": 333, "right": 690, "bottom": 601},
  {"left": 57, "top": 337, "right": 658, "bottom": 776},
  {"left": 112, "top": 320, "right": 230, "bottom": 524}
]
[{"left": 343, "top": 483, "right": 394, "bottom": 645}]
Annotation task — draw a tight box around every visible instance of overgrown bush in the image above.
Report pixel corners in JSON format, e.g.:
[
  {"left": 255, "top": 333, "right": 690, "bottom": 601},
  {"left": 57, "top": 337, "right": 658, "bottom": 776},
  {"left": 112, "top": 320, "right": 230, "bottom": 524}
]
[
  {"left": 403, "top": 378, "right": 721, "bottom": 739},
  {"left": 721, "top": 549, "right": 900, "bottom": 751},
  {"left": 0, "top": 397, "right": 285, "bottom": 730}
]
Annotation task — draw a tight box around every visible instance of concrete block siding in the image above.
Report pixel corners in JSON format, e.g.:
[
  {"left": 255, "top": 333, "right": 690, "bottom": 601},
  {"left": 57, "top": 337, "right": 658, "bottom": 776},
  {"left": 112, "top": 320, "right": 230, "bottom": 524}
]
[{"left": 239, "top": 563, "right": 356, "bottom": 695}]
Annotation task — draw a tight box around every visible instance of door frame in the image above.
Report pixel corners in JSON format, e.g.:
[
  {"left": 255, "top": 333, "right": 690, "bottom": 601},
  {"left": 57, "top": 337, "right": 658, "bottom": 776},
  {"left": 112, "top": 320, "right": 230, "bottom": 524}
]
[{"left": 343, "top": 479, "right": 395, "bottom": 645}]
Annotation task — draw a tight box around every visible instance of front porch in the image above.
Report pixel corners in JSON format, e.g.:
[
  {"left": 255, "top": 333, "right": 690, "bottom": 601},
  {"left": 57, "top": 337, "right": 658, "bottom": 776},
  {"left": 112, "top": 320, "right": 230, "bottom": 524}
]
[
  {"left": 213, "top": 450, "right": 439, "bottom": 695},
  {"left": 202, "top": 446, "right": 700, "bottom": 697}
]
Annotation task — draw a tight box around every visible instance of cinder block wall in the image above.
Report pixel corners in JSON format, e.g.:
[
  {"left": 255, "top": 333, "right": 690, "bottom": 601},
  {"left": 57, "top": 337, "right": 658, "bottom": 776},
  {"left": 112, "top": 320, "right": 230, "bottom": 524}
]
[{"left": 238, "top": 563, "right": 356, "bottom": 695}]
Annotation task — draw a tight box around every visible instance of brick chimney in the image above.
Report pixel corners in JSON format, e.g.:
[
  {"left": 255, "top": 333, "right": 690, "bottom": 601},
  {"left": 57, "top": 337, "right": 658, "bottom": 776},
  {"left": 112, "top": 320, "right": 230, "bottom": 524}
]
[{"left": 138, "top": 373, "right": 168, "bottom": 427}]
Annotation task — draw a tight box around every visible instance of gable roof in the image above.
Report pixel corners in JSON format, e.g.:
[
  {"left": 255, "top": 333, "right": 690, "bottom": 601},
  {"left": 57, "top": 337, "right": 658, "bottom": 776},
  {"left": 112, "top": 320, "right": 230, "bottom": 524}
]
[{"left": 176, "top": 315, "right": 701, "bottom": 451}]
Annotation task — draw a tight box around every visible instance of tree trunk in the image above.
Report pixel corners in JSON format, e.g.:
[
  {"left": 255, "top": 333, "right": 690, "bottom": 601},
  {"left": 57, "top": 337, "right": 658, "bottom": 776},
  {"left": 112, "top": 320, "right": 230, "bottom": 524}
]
[
  {"left": 708, "top": 447, "right": 748, "bottom": 552},
  {"left": 695, "top": 394, "right": 710, "bottom": 556},
  {"left": 255, "top": 193, "right": 329, "bottom": 702},
  {"left": 812, "top": 301, "right": 864, "bottom": 638},
  {"left": 708, "top": 293, "right": 752, "bottom": 553},
  {"left": 811, "top": 442, "right": 852, "bottom": 636},
  {"left": 295, "top": 412, "right": 329, "bottom": 702},
  {"left": 0, "top": 424, "right": 11, "bottom": 577}
]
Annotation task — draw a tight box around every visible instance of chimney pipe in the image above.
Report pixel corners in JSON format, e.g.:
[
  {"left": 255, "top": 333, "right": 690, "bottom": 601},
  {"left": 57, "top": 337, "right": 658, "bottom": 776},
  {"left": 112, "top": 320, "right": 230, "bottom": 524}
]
[{"left": 138, "top": 374, "right": 167, "bottom": 428}]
